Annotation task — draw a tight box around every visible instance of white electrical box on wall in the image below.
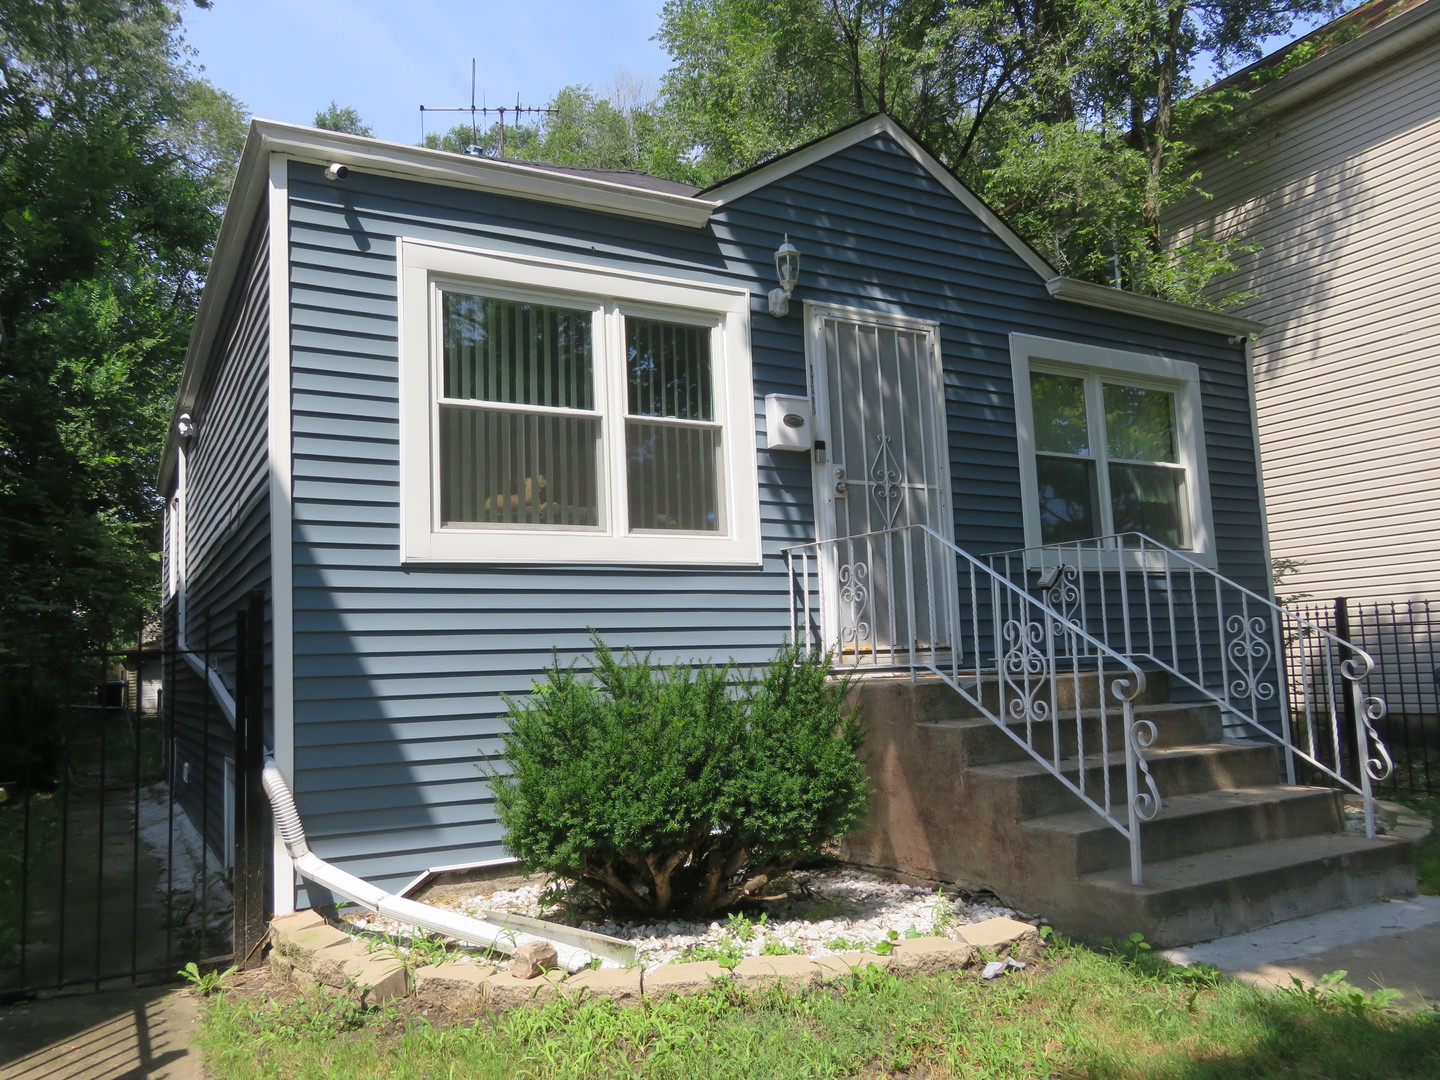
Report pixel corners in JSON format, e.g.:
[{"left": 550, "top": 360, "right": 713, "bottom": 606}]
[{"left": 765, "top": 394, "right": 813, "bottom": 451}]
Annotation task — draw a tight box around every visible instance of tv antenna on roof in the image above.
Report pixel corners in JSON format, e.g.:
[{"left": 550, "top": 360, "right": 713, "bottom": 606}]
[{"left": 419, "top": 59, "right": 556, "bottom": 159}]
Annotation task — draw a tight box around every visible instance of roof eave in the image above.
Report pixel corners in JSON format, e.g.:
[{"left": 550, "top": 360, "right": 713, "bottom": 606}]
[
  {"left": 1219, "top": 0, "right": 1440, "bottom": 119},
  {"left": 1046, "top": 277, "right": 1265, "bottom": 338},
  {"left": 248, "top": 120, "right": 717, "bottom": 227},
  {"left": 160, "top": 130, "right": 272, "bottom": 492}
]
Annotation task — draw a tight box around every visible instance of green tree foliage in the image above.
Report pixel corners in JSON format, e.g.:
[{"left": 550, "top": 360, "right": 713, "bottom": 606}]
[
  {"left": 0, "top": 0, "right": 245, "bottom": 652},
  {"left": 423, "top": 83, "right": 699, "bottom": 182},
  {"left": 657, "top": 0, "right": 1353, "bottom": 304},
  {"left": 313, "top": 100, "right": 373, "bottom": 137},
  {"left": 491, "top": 640, "right": 869, "bottom": 917}
]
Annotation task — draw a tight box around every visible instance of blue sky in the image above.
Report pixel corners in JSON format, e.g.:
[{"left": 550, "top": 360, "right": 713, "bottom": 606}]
[
  {"left": 180, "top": 0, "right": 675, "bottom": 145},
  {"left": 180, "top": 1, "right": 1334, "bottom": 147}
]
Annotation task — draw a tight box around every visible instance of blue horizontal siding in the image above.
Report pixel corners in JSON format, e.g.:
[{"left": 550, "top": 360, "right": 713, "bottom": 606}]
[{"left": 279, "top": 135, "right": 1266, "bottom": 894}]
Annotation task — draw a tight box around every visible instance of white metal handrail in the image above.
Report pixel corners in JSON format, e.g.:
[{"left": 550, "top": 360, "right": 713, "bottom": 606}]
[
  {"left": 985, "top": 533, "right": 1393, "bottom": 837},
  {"left": 784, "top": 524, "right": 1160, "bottom": 885}
]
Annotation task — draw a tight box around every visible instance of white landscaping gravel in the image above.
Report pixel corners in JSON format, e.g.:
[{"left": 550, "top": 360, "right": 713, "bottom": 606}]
[{"left": 344, "top": 868, "right": 1027, "bottom": 972}]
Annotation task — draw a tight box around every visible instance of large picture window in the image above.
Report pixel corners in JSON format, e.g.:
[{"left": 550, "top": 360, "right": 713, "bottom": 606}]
[
  {"left": 1011, "top": 335, "right": 1214, "bottom": 563},
  {"left": 400, "top": 240, "right": 759, "bottom": 564}
]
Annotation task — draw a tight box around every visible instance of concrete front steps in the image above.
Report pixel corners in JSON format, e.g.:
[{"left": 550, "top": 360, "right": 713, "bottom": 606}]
[{"left": 843, "top": 672, "right": 1417, "bottom": 947}]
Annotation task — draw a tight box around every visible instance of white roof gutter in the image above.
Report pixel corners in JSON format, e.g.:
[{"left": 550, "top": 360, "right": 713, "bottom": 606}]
[{"left": 1046, "top": 277, "right": 1265, "bottom": 338}]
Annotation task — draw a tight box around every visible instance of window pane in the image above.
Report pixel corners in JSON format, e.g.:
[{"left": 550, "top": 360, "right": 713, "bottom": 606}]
[
  {"left": 1111, "top": 463, "right": 1188, "bottom": 547},
  {"left": 626, "top": 318, "right": 713, "bottom": 421},
  {"left": 439, "top": 405, "right": 600, "bottom": 527},
  {"left": 1031, "top": 372, "right": 1090, "bottom": 455},
  {"left": 443, "top": 294, "right": 593, "bottom": 410},
  {"left": 626, "top": 421, "right": 721, "bottom": 532},
  {"left": 1036, "top": 455, "right": 1098, "bottom": 543},
  {"left": 1103, "top": 383, "right": 1177, "bottom": 462}
]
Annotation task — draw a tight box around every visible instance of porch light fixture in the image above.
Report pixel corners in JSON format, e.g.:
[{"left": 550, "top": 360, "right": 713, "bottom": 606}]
[{"left": 768, "top": 235, "right": 801, "bottom": 317}]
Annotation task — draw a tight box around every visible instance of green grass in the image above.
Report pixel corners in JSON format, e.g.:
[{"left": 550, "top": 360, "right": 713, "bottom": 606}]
[
  {"left": 1396, "top": 793, "right": 1440, "bottom": 894},
  {"left": 194, "top": 938, "right": 1440, "bottom": 1079},
  {"left": 0, "top": 793, "right": 60, "bottom": 960}
]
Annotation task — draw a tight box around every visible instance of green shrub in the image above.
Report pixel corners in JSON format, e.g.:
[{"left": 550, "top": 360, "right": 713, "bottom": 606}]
[{"left": 489, "top": 639, "right": 868, "bottom": 917}]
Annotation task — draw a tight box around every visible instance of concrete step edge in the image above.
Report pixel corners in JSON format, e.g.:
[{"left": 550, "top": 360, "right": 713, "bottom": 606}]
[
  {"left": 1081, "top": 831, "right": 1414, "bottom": 898},
  {"left": 967, "top": 742, "right": 1276, "bottom": 782},
  {"left": 1022, "top": 784, "right": 1340, "bottom": 836}
]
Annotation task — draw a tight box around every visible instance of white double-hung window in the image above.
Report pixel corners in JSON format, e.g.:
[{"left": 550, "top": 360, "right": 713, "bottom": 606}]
[
  {"left": 1010, "top": 334, "right": 1214, "bottom": 563},
  {"left": 399, "top": 239, "right": 759, "bottom": 564}
]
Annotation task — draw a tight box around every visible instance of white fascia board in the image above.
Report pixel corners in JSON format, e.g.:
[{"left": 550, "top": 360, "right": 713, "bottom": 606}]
[
  {"left": 250, "top": 119, "right": 715, "bottom": 227},
  {"left": 1045, "top": 276, "right": 1266, "bottom": 338},
  {"left": 703, "top": 115, "right": 1058, "bottom": 283},
  {"left": 1228, "top": 0, "right": 1440, "bottom": 120}
]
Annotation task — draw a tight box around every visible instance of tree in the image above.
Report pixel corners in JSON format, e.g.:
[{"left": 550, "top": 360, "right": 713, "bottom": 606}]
[
  {"left": 422, "top": 82, "right": 699, "bottom": 182},
  {"left": 0, "top": 0, "right": 245, "bottom": 653},
  {"left": 313, "top": 101, "right": 373, "bottom": 137},
  {"left": 656, "top": 0, "right": 1353, "bottom": 304}
]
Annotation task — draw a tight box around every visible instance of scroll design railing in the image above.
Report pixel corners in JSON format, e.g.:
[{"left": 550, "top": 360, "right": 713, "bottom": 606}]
[
  {"left": 784, "top": 524, "right": 1160, "bottom": 885},
  {"left": 985, "top": 533, "right": 1393, "bottom": 837}
]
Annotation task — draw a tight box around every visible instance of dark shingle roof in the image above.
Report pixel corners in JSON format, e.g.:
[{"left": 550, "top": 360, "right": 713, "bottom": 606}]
[{"left": 499, "top": 159, "right": 702, "bottom": 197}]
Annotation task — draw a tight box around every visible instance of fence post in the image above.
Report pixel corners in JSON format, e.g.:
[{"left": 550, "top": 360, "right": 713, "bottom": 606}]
[
  {"left": 233, "top": 590, "right": 268, "bottom": 969},
  {"left": 1334, "top": 597, "right": 1362, "bottom": 783}
]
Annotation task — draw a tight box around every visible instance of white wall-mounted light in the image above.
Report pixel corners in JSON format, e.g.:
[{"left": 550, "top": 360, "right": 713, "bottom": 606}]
[
  {"left": 324, "top": 162, "right": 349, "bottom": 181},
  {"left": 768, "top": 235, "right": 802, "bottom": 317},
  {"left": 176, "top": 413, "right": 196, "bottom": 440}
]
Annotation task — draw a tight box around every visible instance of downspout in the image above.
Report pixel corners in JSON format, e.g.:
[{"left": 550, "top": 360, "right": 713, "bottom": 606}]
[
  {"left": 261, "top": 758, "right": 632, "bottom": 972},
  {"left": 173, "top": 415, "right": 238, "bottom": 725},
  {"left": 173, "top": 417, "right": 627, "bottom": 971}
]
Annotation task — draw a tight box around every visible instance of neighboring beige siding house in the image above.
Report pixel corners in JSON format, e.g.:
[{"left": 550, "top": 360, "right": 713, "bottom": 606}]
[
  {"left": 1170, "top": 0, "right": 1440, "bottom": 747},
  {"left": 1173, "top": 0, "right": 1440, "bottom": 602}
]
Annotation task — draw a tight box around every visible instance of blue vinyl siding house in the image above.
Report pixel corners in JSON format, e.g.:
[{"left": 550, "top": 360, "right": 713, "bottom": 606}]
[{"left": 163, "top": 115, "right": 1282, "bottom": 916}]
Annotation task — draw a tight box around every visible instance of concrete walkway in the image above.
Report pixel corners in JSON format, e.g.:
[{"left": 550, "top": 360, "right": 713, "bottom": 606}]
[
  {"left": 0, "top": 985, "right": 202, "bottom": 1080},
  {"left": 1162, "top": 895, "right": 1440, "bottom": 1008}
]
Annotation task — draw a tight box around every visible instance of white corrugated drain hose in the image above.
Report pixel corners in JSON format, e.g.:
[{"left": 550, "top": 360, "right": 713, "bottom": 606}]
[{"left": 261, "top": 756, "right": 634, "bottom": 971}]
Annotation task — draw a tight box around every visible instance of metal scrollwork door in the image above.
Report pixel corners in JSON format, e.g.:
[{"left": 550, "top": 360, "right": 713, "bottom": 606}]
[{"left": 808, "top": 306, "right": 955, "bottom": 663}]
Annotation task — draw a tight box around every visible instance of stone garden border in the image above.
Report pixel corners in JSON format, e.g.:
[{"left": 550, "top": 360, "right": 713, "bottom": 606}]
[{"left": 266, "top": 910, "right": 1044, "bottom": 1012}]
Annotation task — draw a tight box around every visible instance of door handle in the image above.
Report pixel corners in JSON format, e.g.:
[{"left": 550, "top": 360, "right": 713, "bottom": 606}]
[{"left": 833, "top": 465, "right": 847, "bottom": 497}]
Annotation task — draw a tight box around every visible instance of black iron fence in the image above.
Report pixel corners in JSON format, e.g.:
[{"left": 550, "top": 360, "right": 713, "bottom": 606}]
[
  {"left": 1284, "top": 597, "right": 1440, "bottom": 802},
  {"left": 0, "top": 595, "right": 269, "bottom": 1000}
]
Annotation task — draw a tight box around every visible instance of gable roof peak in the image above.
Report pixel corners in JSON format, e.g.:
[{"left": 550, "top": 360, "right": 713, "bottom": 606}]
[{"left": 702, "top": 114, "right": 1058, "bottom": 283}]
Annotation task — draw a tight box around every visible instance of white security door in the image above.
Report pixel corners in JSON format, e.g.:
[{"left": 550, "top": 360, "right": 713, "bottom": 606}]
[{"left": 808, "top": 306, "right": 954, "bottom": 661}]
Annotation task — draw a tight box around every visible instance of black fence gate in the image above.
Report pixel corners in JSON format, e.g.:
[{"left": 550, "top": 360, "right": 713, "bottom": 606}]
[
  {"left": 1284, "top": 597, "right": 1440, "bottom": 802},
  {"left": 0, "top": 595, "right": 268, "bottom": 1001}
]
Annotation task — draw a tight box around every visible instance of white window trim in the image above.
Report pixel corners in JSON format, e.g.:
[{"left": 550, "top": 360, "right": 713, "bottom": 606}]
[
  {"left": 1010, "top": 333, "right": 1216, "bottom": 568},
  {"left": 398, "top": 237, "right": 760, "bottom": 565}
]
